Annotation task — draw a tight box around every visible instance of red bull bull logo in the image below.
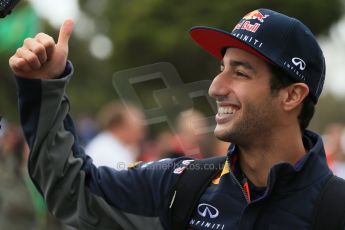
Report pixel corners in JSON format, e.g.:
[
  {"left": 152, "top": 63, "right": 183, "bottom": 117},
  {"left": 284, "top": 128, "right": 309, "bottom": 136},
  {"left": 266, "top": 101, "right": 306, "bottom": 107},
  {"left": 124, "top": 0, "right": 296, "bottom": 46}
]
[
  {"left": 233, "top": 10, "right": 270, "bottom": 33},
  {"left": 243, "top": 10, "right": 269, "bottom": 23}
]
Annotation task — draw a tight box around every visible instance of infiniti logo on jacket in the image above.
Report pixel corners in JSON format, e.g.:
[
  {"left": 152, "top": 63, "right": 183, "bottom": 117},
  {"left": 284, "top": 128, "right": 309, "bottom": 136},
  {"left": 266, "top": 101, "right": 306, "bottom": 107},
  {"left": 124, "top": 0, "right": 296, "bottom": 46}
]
[{"left": 197, "top": 203, "right": 219, "bottom": 219}]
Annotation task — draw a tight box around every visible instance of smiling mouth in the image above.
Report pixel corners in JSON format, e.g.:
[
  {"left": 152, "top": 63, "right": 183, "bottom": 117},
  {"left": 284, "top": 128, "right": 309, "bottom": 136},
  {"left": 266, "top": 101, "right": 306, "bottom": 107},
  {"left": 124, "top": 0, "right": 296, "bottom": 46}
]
[
  {"left": 218, "top": 106, "right": 237, "bottom": 115},
  {"left": 216, "top": 105, "right": 239, "bottom": 124}
]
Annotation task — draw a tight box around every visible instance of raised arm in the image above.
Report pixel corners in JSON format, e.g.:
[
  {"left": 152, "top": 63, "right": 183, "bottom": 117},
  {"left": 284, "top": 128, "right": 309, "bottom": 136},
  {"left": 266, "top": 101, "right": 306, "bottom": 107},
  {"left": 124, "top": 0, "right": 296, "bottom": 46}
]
[{"left": 9, "top": 20, "right": 183, "bottom": 230}]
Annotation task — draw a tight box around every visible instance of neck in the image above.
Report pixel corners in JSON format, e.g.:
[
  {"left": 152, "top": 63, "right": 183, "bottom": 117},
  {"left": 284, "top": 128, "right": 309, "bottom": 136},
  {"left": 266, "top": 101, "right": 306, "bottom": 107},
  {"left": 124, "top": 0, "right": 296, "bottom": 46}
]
[{"left": 238, "top": 127, "right": 307, "bottom": 187}]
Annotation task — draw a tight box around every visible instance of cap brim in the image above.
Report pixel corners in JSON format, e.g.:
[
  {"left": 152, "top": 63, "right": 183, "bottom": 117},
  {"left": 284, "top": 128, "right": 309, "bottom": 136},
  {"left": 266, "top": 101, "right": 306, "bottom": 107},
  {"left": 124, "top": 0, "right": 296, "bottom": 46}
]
[{"left": 189, "top": 26, "right": 271, "bottom": 63}]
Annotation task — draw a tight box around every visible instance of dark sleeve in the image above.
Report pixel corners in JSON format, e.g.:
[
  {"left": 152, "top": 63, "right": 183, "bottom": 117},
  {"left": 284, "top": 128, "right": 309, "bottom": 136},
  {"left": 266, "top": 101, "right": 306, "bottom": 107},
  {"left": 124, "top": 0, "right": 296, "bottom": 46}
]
[{"left": 15, "top": 63, "right": 186, "bottom": 230}]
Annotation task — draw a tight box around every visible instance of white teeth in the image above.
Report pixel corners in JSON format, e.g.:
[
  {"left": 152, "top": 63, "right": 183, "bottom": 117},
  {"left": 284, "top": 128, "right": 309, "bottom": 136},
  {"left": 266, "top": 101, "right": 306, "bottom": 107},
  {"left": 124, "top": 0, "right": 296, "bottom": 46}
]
[{"left": 218, "top": 106, "right": 236, "bottom": 115}]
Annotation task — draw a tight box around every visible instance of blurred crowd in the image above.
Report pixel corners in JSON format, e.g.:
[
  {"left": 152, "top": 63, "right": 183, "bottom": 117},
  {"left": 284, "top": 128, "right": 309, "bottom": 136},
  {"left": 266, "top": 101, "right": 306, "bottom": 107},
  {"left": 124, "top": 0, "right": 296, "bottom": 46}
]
[
  {"left": 0, "top": 122, "right": 69, "bottom": 230},
  {"left": 323, "top": 123, "right": 345, "bottom": 178},
  {"left": 1, "top": 101, "right": 345, "bottom": 229}
]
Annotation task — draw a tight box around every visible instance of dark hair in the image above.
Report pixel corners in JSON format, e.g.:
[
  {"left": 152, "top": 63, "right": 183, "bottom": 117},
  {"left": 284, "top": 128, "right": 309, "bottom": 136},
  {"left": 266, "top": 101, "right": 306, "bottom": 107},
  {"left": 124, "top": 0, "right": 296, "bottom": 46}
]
[{"left": 269, "top": 65, "right": 315, "bottom": 131}]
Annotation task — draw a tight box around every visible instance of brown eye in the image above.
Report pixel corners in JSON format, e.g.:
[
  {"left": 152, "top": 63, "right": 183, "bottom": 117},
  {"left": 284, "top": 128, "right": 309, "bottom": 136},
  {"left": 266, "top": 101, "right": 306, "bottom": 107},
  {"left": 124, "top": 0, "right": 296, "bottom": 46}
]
[{"left": 235, "top": 71, "right": 248, "bottom": 78}]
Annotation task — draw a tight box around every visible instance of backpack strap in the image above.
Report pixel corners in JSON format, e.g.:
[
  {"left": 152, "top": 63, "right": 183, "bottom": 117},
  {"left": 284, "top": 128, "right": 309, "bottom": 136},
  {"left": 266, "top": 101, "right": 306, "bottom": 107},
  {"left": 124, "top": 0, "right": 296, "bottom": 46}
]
[
  {"left": 311, "top": 175, "right": 345, "bottom": 230},
  {"left": 169, "top": 156, "right": 227, "bottom": 230}
]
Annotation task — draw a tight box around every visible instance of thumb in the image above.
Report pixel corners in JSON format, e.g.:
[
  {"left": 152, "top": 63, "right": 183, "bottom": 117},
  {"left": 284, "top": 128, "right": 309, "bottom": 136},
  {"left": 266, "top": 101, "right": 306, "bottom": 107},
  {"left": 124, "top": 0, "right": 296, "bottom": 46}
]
[{"left": 57, "top": 19, "right": 74, "bottom": 50}]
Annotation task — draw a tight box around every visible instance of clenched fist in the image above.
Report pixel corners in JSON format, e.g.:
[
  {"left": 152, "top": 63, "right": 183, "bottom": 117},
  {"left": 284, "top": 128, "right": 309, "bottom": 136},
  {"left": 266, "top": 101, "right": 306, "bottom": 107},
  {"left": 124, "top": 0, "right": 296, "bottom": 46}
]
[{"left": 9, "top": 19, "right": 74, "bottom": 79}]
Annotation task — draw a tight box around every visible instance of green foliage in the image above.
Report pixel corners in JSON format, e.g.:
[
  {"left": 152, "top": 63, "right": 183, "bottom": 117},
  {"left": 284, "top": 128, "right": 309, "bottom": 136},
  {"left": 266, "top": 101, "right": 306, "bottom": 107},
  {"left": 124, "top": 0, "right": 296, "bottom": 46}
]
[
  {"left": 100, "top": 0, "right": 343, "bottom": 74},
  {"left": 74, "top": 0, "right": 344, "bottom": 124},
  {"left": 1, "top": 0, "right": 344, "bottom": 124}
]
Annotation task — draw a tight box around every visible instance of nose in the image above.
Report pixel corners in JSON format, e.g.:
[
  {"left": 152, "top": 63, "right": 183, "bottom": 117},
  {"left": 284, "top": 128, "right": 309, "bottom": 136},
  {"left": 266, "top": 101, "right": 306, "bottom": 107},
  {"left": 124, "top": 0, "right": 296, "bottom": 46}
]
[{"left": 208, "top": 72, "right": 230, "bottom": 99}]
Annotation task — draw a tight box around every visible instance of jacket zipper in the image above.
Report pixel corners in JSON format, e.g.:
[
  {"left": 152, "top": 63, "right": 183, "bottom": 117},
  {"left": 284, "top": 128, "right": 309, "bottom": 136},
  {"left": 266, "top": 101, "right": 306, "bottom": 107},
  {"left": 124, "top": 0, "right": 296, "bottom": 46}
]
[{"left": 228, "top": 159, "right": 250, "bottom": 204}]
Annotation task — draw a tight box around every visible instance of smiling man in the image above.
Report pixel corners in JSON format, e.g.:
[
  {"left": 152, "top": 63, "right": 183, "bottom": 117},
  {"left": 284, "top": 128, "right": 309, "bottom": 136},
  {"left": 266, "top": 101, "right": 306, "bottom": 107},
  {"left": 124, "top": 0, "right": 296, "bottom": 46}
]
[
  {"left": 9, "top": 8, "right": 341, "bottom": 230},
  {"left": 209, "top": 47, "right": 309, "bottom": 188}
]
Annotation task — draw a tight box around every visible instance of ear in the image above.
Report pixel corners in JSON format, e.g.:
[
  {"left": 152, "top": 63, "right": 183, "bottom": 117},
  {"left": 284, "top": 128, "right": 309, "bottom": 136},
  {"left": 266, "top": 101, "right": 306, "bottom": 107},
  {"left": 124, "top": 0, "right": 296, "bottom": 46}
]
[{"left": 281, "top": 83, "right": 309, "bottom": 112}]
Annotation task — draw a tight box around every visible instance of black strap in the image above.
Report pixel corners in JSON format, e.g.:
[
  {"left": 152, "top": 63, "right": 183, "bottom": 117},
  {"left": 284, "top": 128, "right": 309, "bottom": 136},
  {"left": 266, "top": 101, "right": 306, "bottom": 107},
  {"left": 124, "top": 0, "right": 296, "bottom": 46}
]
[
  {"left": 312, "top": 175, "right": 345, "bottom": 230},
  {"left": 169, "top": 156, "right": 227, "bottom": 230}
]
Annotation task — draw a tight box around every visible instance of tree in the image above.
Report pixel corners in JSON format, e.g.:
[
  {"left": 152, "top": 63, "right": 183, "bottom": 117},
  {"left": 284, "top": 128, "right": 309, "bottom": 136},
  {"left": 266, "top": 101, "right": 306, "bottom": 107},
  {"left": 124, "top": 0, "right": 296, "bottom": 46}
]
[{"left": 1, "top": 0, "right": 343, "bottom": 124}]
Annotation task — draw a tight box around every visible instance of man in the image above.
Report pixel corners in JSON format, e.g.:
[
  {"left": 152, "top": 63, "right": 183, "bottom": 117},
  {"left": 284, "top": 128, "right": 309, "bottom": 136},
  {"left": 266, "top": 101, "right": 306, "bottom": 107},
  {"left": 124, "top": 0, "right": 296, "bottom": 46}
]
[
  {"left": 9, "top": 8, "right": 332, "bottom": 230},
  {"left": 85, "top": 101, "right": 146, "bottom": 169}
]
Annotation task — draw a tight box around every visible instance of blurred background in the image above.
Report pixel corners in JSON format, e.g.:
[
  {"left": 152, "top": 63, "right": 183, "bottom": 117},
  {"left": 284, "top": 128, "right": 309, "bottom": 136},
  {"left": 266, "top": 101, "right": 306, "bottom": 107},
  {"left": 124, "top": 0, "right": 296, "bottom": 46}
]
[{"left": 1, "top": 0, "right": 345, "bottom": 229}]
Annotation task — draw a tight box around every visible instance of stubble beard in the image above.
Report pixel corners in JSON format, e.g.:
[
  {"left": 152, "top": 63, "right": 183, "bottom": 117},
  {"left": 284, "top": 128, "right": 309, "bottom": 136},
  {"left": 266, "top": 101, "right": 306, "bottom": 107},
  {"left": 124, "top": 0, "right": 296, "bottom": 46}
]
[{"left": 214, "top": 102, "right": 276, "bottom": 146}]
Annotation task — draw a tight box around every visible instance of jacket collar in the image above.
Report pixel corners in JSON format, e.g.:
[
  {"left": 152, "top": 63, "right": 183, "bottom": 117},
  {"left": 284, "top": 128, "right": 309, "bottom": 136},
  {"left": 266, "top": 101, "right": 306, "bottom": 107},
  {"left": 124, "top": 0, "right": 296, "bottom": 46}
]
[{"left": 227, "top": 130, "right": 332, "bottom": 197}]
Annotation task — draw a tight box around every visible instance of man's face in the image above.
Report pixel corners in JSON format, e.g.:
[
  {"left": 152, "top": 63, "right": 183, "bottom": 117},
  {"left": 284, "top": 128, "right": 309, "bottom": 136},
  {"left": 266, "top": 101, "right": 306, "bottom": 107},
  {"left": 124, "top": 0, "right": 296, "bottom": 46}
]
[{"left": 208, "top": 48, "right": 282, "bottom": 145}]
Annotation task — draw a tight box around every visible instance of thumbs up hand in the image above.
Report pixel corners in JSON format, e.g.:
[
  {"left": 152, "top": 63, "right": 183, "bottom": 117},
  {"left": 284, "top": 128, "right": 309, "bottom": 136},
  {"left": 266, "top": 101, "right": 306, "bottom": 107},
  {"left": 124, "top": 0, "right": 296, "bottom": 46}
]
[{"left": 9, "top": 19, "right": 74, "bottom": 79}]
